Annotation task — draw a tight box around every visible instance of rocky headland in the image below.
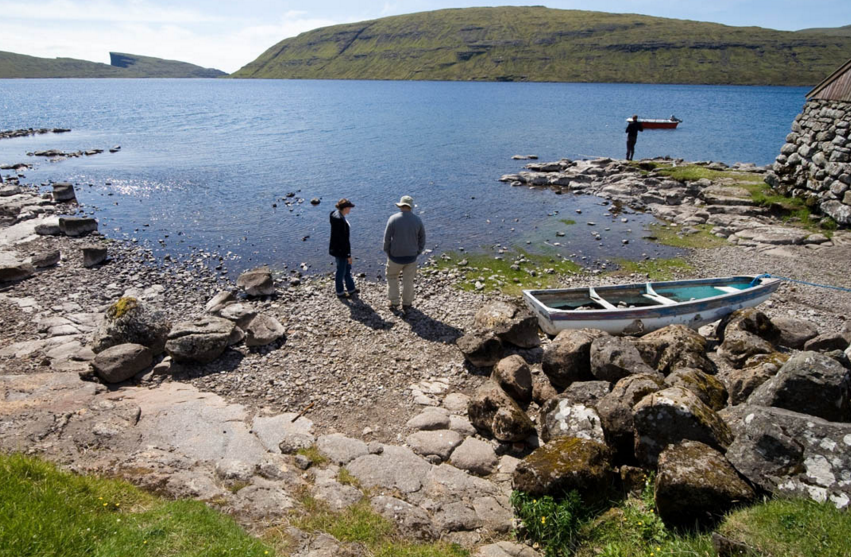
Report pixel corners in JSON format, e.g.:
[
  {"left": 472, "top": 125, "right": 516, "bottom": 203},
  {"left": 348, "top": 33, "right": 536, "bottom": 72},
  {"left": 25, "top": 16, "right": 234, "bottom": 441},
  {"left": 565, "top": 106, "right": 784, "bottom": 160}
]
[{"left": 2, "top": 150, "right": 850, "bottom": 555}]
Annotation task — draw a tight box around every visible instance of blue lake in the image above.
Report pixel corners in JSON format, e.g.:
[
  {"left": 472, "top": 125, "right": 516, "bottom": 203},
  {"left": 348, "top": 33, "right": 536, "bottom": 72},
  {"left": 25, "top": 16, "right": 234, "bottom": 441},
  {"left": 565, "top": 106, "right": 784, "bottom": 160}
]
[{"left": 0, "top": 79, "right": 807, "bottom": 277}]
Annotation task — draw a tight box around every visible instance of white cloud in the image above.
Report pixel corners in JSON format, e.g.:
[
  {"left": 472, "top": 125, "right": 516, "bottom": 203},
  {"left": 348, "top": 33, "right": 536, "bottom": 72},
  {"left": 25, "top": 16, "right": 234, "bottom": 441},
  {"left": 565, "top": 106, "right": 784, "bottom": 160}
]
[
  {"left": 0, "top": 11, "right": 347, "bottom": 73},
  {"left": 0, "top": 0, "right": 223, "bottom": 23}
]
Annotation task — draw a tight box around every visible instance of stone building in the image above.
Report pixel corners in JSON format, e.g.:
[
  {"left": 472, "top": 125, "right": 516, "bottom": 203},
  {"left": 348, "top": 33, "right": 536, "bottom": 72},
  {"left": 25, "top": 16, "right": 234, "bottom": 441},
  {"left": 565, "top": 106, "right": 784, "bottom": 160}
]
[{"left": 767, "top": 58, "right": 851, "bottom": 226}]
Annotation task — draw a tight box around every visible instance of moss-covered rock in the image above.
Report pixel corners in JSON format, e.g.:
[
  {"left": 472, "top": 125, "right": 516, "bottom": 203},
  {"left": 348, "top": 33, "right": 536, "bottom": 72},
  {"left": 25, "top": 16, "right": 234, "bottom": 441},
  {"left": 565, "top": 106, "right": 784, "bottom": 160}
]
[
  {"left": 723, "top": 352, "right": 788, "bottom": 405},
  {"left": 665, "top": 367, "right": 728, "bottom": 411},
  {"left": 92, "top": 297, "right": 170, "bottom": 355},
  {"left": 655, "top": 440, "right": 755, "bottom": 528},
  {"left": 633, "top": 386, "right": 733, "bottom": 467},
  {"left": 718, "top": 309, "right": 780, "bottom": 368},
  {"left": 635, "top": 325, "right": 714, "bottom": 375},
  {"left": 512, "top": 437, "right": 614, "bottom": 501}
]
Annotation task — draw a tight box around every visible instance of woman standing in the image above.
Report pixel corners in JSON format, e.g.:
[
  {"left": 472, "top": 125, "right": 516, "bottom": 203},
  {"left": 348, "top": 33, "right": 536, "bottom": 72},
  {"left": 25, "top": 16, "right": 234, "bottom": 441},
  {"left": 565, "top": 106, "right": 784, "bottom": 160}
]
[{"left": 329, "top": 198, "right": 357, "bottom": 298}]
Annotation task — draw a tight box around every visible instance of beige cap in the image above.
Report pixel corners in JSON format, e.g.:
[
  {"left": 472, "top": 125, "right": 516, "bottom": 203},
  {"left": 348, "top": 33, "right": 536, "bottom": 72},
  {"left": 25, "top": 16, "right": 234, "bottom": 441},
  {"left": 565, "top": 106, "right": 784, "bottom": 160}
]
[{"left": 395, "top": 195, "right": 414, "bottom": 209}]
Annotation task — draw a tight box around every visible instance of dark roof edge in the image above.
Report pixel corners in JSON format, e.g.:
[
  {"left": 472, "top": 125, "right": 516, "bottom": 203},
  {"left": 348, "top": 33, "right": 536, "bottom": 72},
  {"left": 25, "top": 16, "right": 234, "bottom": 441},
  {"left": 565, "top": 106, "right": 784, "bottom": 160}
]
[{"left": 807, "top": 57, "right": 851, "bottom": 99}]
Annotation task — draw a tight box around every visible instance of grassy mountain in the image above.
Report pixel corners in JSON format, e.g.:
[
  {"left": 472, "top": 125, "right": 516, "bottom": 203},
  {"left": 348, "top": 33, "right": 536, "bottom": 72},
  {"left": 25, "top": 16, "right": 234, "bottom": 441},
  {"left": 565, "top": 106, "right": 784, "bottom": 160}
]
[
  {"left": 797, "top": 24, "right": 851, "bottom": 38},
  {"left": 232, "top": 6, "right": 851, "bottom": 85},
  {"left": 0, "top": 50, "right": 225, "bottom": 78}
]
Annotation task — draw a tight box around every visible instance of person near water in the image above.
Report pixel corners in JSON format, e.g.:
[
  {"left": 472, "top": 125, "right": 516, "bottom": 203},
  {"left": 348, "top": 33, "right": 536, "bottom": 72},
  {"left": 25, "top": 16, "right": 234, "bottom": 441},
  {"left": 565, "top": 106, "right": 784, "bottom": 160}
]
[
  {"left": 383, "top": 195, "right": 426, "bottom": 312},
  {"left": 329, "top": 198, "right": 357, "bottom": 298},
  {"left": 625, "top": 114, "right": 643, "bottom": 161}
]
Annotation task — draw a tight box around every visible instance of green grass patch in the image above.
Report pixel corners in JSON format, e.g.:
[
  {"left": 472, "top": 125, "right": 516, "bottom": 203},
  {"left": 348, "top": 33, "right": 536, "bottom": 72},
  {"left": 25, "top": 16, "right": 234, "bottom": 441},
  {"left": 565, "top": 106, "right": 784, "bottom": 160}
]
[
  {"left": 511, "top": 490, "right": 587, "bottom": 556},
  {"left": 294, "top": 497, "right": 467, "bottom": 557},
  {"left": 434, "top": 249, "right": 581, "bottom": 296},
  {"left": 0, "top": 453, "right": 278, "bottom": 557},
  {"left": 611, "top": 257, "right": 694, "bottom": 281},
  {"left": 520, "top": 473, "right": 851, "bottom": 557},
  {"left": 559, "top": 219, "right": 577, "bottom": 226},
  {"left": 337, "top": 468, "right": 360, "bottom": 487},
  {"left": 655, "top": 164, "right": 766, "bottom": 184},
  {"left": 646, "top": 223, "right": 728, "bottom": 249},
  {"left": 296, "top": 445, "right": 327, "bottom": 466}
]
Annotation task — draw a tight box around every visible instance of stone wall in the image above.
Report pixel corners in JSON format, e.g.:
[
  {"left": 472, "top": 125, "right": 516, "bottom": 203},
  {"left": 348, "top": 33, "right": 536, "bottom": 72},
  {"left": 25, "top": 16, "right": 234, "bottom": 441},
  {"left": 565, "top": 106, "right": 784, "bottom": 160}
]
[{"left": 766, "top": 99, "right": 851, "bottom": 226}]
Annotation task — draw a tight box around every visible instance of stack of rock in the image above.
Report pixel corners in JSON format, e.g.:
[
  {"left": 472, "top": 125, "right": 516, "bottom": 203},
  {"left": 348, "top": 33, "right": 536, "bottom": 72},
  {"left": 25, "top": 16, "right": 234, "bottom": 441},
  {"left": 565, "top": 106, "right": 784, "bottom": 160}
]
[{"left": 458, "top": 304, "right": 851, "bottom": 528}]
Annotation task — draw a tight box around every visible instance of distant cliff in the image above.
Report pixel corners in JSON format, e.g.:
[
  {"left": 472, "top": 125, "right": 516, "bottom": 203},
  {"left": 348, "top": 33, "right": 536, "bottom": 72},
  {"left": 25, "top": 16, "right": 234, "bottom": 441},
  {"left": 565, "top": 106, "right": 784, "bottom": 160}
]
[
  {"left": 0, "top": 50, "right": 226, "bottom": 78},
  {"left": 232, "top": 6, "right": 851, "bottom": 86}
]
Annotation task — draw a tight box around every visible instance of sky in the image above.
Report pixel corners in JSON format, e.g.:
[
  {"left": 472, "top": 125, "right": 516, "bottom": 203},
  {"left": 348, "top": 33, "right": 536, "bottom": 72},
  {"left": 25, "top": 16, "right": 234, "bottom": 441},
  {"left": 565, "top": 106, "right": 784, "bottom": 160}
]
[{"left": 1, "top": 1, "right": 850, "bottom": 73}]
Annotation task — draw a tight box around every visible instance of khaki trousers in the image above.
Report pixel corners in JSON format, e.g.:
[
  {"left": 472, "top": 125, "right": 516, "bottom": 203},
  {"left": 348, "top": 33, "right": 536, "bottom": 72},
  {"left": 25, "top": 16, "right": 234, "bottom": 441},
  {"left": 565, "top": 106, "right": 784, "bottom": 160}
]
[{"left": 386, "top": 259, "right": 417, "bottom": 306}]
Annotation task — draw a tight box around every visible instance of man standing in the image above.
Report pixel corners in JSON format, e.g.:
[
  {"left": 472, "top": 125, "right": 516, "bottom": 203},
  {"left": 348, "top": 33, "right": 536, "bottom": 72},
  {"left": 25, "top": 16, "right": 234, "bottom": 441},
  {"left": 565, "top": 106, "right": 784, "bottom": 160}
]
[
  {"left": 625, "top": 114, "right": 643, "bottom": 161},
  {"left": 383, "top": 195, "right": 426, "bottom": 312}
]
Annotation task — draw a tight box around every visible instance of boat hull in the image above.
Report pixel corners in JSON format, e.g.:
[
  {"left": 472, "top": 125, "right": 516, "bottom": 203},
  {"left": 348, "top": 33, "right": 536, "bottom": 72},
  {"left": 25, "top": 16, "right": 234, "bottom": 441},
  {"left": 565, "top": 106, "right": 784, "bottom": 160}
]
[
  {"left": 626, "top": 118, "right": 680, "bottom": 129},
  {"left": 523, "top": 276, "right": 780, "bottom": 336}
]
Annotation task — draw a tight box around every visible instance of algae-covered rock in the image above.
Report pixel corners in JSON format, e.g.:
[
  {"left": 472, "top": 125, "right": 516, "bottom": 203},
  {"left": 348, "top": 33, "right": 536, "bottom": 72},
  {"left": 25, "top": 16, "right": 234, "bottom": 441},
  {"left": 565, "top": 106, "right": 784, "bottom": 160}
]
[
  {"left": 665, "top": 367, "right": 728, "bottom": 411},
  {"left": 512, "top": 437, "right": 613, "bottom": 501},
  {"left": 542, "top": 328, "right": 609, "bottom": 389},
  {"left": 655, "top": 440, "right": 754, "bottom": 528},
  {"left": 92, "top": 297, "right": 170, "bottom": 355},
  {"left": 633, "top": 386, "right": 733, "bottom": 467},
  {"left": 635, "top": 325, "right": 714, "bottom": 375},
  {"left": 467, "top": 381, "right": 534, "bottom": 442}
]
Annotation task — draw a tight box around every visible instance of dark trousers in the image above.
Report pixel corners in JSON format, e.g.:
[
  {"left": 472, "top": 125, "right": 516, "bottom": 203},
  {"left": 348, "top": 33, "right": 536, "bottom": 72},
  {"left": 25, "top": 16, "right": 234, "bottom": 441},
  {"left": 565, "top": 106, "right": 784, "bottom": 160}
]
[
  {"left": 335, "top": 257, "right": 355, "bottom": 294},
  {"left": 626, "top": 138, "right": 637, "bottom": 161}
]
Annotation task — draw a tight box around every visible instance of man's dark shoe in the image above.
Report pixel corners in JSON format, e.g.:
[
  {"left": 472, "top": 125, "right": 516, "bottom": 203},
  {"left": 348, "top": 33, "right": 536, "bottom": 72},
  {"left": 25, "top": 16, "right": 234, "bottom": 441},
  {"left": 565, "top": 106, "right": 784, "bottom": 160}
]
[{"left": 347, "top": 288, "right": 359, "bottom": 296}]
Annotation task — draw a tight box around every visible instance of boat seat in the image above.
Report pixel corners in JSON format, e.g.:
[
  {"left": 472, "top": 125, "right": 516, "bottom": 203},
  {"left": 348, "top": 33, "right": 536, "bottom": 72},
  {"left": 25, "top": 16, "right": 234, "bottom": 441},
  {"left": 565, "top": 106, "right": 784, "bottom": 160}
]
[
  {"left": 588, "top": 287, "right": 618, "bottom": 310},
  {"left": 644, "top": 283, "right": 678, "bottom": 306},
  {"left": 715, "top": 286, "right": 740, "bottom": 294}
]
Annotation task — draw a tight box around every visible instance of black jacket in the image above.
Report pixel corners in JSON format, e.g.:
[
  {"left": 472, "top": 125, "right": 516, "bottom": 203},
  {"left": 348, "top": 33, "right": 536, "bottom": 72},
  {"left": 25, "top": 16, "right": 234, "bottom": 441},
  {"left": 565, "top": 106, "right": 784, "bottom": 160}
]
[
  {"left": 329, "top": 210, "right": 351, "bottom": 258},
  {"left": 626, "top": 120, "right": 643, "bottom": 140}
]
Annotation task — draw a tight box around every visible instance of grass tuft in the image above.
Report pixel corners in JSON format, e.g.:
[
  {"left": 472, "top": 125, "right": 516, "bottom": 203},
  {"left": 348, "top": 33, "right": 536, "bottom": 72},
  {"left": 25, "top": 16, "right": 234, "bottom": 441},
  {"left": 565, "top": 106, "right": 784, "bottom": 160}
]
[
  {"left": 296, "top": 446, "right": 327, "bottom": 466},
  {"left": 646, "top": 223, "right": 728, "bottom": 249}
]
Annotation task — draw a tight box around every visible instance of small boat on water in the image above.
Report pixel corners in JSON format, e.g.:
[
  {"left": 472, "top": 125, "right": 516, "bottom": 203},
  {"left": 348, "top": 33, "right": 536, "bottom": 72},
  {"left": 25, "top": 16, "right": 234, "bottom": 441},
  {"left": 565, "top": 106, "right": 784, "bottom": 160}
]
[
  {"left": 523, "top": 275, "right": 780, "bottom": 336},
  {"left": 626, "top": 116, "right": 682, "bottom": 129}
]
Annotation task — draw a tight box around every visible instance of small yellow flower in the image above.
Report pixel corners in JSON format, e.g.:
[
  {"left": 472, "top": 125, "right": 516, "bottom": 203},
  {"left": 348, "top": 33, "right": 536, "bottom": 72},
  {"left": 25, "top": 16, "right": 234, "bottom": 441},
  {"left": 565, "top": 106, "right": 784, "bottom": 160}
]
[
  {"left": 541, "top": 516, "right": 546, "bottom": 524},
  {"left": 115, "top": 503, "right": 120, "bottom": 507},
  {"left": 657, "top": 547, "right": 661, "bottom": 551},
  {"left": 103, "top": 503, "right": 107, "bottom": 507},
  {"left": 143, "top": 541, "right": 147, "bottom": 544}
]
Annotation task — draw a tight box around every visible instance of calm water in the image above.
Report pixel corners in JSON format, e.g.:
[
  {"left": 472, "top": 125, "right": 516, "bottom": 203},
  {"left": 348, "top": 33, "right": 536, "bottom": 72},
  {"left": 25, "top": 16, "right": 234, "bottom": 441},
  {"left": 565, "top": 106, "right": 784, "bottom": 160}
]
[{"left": 0, "top": 79, "right": 807, "bottom": 276}]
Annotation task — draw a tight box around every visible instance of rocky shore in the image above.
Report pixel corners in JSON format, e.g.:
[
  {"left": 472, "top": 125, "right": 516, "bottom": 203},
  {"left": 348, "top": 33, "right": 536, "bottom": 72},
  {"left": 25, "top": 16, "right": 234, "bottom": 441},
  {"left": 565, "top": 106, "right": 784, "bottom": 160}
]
[{"left": 2, "top": 153, "right": 851, "bottom": 555}]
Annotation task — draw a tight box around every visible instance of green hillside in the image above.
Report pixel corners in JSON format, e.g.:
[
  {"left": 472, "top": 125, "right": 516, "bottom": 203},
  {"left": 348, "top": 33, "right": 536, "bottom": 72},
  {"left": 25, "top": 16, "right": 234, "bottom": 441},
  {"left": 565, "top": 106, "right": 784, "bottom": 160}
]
[
  {"left": 232, "top": 6, "right": 851, "bottom": 85},
  {"left": 0, "top": 51, "right": 225, "bottom": 78},
  {"left": 798, "top": 24, "right": 851, "bottom": 38}
]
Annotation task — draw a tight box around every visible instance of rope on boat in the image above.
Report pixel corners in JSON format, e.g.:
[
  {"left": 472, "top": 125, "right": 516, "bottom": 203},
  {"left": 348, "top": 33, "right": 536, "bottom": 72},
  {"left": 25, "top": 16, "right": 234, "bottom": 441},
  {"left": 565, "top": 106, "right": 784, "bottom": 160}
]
[{"left": 751, "top": 273, "right": 851, "bottom": 293}]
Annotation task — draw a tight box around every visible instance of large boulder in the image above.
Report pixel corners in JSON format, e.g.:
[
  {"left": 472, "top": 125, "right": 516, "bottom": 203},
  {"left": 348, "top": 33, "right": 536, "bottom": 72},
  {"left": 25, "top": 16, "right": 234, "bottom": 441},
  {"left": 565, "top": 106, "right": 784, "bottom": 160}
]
[
  {"left": 205, "top": 290, "right": 237, "bottom": 314},
  {"left": 590, "top": 335, "right": 655, "bottom": 383},
  {"left": 165, "top": 316, "right": 236, "bottom": 364},
  {"left": 52, "top": 182, "right": 76, "bottom": 202},
  {"left": 473, "top": 301, "right": 540, "bottom": 348},
  {"left": 0, "top": 254, "right": 34, "bottom": 282},
  {"left": 92, "top": 343, "right": 153, "bottom": 383},
  {"left": 81, "top": 245, "right": 107, "bottom": 267},
  {"left": 406, "top": 430, "right": 463, "bottom": 461},
  {"left": 467, "top": 381, "right": 534, "bottom": 442},
  {"left": 244, "top": 314, "right": 286, "bottom": 347},
  {"left": 665, "top": 368, "right": 728, "bottom": 411},
  {"left": 635, "top": 325, "right": 714, "bottom": 375},
  {"left": 772, "top": 316, "right": 819, "bottom": 349},
  {"left": 633, "top": 387, "right": 733, "bottom": 467},
  {"left": 542, "top": 328, "right": 609, "bottom": 389},
  {"left": 561, "top": 380, "right": 611, "bottom": 406},
  {"left": 723, "top": 352, "right": 788, "bottom": 405},
  {"left": 655, "top": 441, "right": 755, "bottom": 528},
  {"left": 540, "top": 399, "right": 605, "bottom": 444},
  {"left": 236, "top": 266, "right": 275, "bottom": 296},
  {"left": 457, "top": 330, "right": 503, "bottom": 368},
  {"left": 492, "top": 355, "right": 533, "bottom": 404},
  {"left": 92, "top": 297, "right": 170, "bottom": 355},
  {"left": 747, "top": 351, "right": 850, "bottom": 422},
  {"left": 450, "top": 437, "right": 498, "bottom": 476},
  {"left": 717, "top": 309, "right": 780, "bottom": 368},
  {"left": 512, "top": 437, "right": 614, "bottom": 502},
  {"left": 59, "top": 216, "right": 98, "bottom": 237},
  {"left": 531, "top": 372, "right": 558, "bottom": 405},
  {"left": 726, "top": 406, "right": 851, "bottom": 508}
]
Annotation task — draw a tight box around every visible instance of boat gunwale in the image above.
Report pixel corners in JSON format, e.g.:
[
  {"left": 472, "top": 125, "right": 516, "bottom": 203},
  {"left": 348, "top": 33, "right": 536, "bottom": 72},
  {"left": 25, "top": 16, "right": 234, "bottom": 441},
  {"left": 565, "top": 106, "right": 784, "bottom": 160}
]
[{"left": 523, "top": 276, "right": 780, "bottom": 321}]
